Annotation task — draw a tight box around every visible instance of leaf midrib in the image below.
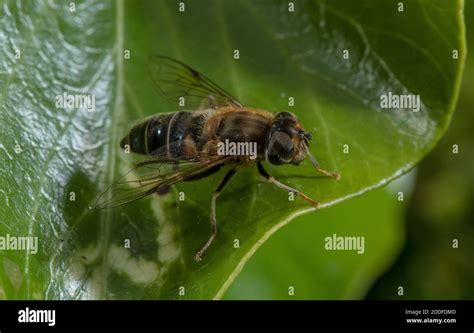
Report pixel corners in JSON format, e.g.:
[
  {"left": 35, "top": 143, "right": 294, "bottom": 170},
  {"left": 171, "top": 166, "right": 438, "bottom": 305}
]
[{"left": 97, "top": 0, "right": 125, "bottom": 299}]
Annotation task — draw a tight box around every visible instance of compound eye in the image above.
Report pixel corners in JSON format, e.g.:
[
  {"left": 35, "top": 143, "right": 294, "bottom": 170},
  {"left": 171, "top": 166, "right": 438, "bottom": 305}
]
[{"left": 267, "top": 131, "right": 294, "bottom": 164}]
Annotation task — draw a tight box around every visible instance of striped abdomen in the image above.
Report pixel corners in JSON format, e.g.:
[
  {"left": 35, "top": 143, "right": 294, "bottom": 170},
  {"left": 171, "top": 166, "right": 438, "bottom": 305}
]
[{"left": 120, "top": 111, "right": 208, "bottom": 158}]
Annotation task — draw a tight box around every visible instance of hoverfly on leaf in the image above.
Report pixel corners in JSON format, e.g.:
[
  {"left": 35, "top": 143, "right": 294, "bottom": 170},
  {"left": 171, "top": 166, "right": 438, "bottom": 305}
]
[{"left": 94, "top": 56, "right": 340, "bottom": 262}]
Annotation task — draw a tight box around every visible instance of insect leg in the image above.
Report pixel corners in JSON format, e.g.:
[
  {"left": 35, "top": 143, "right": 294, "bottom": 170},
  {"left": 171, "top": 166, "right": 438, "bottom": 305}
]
[
  {"left": 257, "top": 162, "right": 321, "bottom": 209},
  {"left": 194, "top": 168, "right": 237, "bottom": 262},
  {"left": 307, "top": 150, "right": 341, "bottom": 180}
]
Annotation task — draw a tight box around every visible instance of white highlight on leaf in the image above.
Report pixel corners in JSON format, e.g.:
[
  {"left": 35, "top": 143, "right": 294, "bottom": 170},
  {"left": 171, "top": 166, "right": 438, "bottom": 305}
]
[
  {"left": 70, "top": 244, "right": 101, "bottom": 278},
  {"left": 70, "top": 243, "right": 159, "bottom": 297},
  {"left": 151, "top": 198, "right": 181, "bottom": 265},
  {"left": 157, "top": 223, "right": 180, "bottom": 262},
  {"left": 107, "top": 245, "right": 159, "bottom": 284}
]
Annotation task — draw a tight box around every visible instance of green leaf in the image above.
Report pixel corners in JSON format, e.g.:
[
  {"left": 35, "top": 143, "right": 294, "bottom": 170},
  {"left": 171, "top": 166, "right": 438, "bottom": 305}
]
[
  {"left": 368, "top": 0, "right": 474, "bottom": 299},
  {"left": 0, "top": 0, "right": 465, "bottom": 299},
  {"left": 224, "top": 178, "right": 410, "bottom": 299}
]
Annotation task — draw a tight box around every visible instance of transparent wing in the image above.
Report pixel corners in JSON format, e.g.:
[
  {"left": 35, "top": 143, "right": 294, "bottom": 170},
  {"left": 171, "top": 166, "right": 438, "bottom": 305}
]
[
  {"left": 93, "top": 156, "right": 230, "bottom": 209},
  {"left": 148, "top": 55, "right": 243, "bottom": 109}
]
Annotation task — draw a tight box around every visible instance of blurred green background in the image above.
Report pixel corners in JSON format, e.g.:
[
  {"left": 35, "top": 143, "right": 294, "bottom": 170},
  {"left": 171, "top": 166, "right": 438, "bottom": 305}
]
[{"left": 225, "top": 0, "right": 474, "bottom": 300}]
